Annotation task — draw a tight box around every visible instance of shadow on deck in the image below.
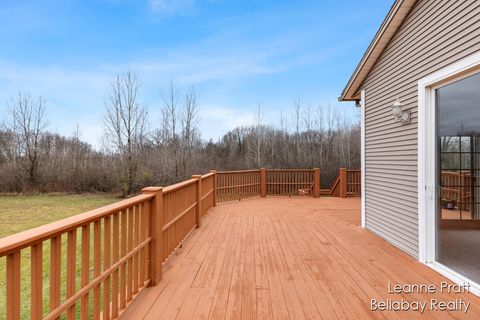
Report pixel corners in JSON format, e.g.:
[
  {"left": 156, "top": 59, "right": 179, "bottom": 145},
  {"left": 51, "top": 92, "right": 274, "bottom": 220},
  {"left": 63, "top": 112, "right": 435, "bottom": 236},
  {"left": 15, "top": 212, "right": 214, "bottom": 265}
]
[{"left": 123, "top": 197, "right": 480, "bottom": 319}]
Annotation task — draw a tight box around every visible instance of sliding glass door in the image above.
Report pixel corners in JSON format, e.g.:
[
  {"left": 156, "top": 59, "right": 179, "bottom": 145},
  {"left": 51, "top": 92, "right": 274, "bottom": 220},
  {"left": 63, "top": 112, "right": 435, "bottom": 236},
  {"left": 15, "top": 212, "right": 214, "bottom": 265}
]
[{"left": 436, "top": 71, "right": 480, "bottom": 283}]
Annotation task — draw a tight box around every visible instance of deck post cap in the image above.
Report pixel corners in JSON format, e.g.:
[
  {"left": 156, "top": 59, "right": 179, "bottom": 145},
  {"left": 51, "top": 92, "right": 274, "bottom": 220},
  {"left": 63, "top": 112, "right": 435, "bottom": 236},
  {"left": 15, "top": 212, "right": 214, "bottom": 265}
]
[{"left": 142, "top": 186, "right": 163, "bottom": 192}]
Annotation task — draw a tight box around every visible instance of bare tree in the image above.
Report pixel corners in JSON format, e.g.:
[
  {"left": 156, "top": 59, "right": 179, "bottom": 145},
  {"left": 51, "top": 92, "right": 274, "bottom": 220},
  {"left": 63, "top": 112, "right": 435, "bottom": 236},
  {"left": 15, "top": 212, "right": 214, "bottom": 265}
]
[
  {"left": 8, "top": 92, "right": 47, "bottom": 187},
  {"left": 181, "top": 87, "right": 200, "bottom": 174},
  {"left": 249, "top": 104, "right": 264, "bottom": 167},
  {"left": 163, "top": 79, "right": 180, "bottom": 179},
  {"left": 104, "top": 71, "right": 148, "bottom": 195},
  {"left": 292, "top": 96, "right": 303, "bottom": 164}
]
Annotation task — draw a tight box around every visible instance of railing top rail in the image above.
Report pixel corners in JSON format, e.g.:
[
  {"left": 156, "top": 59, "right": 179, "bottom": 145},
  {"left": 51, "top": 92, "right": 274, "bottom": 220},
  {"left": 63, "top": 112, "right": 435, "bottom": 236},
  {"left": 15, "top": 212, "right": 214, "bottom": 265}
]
[
  {"left": 346, "top": 169, "right": 361, "bottom": 172},
  {"left": 0, "top": 193, "right": 154, "bottom": 257},
  {"left": 163, "top": 178, "right": 197, "bottom": 194},
  {"left": 201, "top": 172, "right": 215, "bottom": 179},
  {"left": 217, "top": 169, "right": 261, "bottom": 174},
  {"left": 266, "top": 169, "right": 315, "bottom": 172}
]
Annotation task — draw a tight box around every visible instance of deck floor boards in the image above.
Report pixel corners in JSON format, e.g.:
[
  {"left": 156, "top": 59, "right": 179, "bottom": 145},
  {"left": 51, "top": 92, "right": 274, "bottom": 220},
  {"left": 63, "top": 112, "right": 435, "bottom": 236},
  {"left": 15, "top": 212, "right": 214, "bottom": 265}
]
[{"left": 122, "top": 197, "right": 480, "bottom": 319}]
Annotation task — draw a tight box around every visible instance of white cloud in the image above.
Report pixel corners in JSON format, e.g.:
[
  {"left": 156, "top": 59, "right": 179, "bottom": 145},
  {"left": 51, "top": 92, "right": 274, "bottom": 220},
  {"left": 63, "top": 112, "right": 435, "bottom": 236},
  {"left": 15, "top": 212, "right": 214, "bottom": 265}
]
[
  {"left": 0, "top": 14, "right": 338, "bottom": 147},
  {"left": 0, "top": 53, "right": 274, "bottom": 147}
]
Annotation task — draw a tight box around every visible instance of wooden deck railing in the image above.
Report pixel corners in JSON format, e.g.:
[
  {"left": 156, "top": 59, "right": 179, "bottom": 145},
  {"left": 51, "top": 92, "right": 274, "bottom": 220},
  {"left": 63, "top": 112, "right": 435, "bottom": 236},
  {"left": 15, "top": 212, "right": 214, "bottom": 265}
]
[
  {"left": 441, "top": 171, "right": 472, "bottom": 211},
  {"left": 346, "top": 169, "right": 361, "bottom": 197},
  {"left": 0, "top": 172, "right": 215, "bottom": 320},
  {"left": 328, "top": 168, "right": 361, "bottom": 198},
  {"left": 0, "top": 193, "right": 155, "bottom": 320},
  {"left": 216, "top": 170, "right": 261, "bottom": 203},
  {"left": 215, "top": 168, "right": 321, "bottom": 202},
  {"left": 0, "top": 167, "right": 358, "bottom": 319},
  {"left": 265, "top": 169, "right": 319, "bottom": 196}
]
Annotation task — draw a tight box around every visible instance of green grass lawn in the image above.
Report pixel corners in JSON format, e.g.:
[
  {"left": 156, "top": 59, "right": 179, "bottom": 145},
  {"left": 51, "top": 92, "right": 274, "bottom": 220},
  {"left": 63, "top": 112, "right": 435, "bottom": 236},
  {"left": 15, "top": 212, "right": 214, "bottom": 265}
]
[
  {"left": 0, "top": 193, "right": 118, "bottom": 319},
  {"left": 0, "top": 194, "right": 118, "bottom": 238}
]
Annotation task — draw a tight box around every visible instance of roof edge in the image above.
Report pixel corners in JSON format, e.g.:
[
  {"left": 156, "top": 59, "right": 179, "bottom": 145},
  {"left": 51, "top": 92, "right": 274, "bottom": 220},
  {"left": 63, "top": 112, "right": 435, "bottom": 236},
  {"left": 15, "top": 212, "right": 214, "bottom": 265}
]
[{"left": 339, "top": 0, "right": 417, "bottom": 101}]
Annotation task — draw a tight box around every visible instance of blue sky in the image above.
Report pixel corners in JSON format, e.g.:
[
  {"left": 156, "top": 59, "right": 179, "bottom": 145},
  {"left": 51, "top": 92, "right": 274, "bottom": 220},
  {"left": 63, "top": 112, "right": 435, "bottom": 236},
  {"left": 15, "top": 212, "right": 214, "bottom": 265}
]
[{"left": 0, "top": 0, "right": 392, "bottom": 146}]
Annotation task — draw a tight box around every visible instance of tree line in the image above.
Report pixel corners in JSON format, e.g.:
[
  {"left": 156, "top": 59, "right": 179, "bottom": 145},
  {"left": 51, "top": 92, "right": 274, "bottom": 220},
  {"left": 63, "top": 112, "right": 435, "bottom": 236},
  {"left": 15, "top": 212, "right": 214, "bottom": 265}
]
[{"left": 0, "top": 71, "right": 360, "bottom": 196}]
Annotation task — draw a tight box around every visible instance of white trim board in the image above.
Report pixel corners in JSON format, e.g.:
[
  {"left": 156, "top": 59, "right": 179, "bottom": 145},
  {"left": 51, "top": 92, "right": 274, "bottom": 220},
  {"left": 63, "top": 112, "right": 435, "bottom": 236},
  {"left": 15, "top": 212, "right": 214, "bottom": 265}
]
[
  {"left": 360, "top": 89, "right": 366, "bottom": 229},
  {"left": 429, "top": 262, "right": 480, "bottom": 297},
  {"left": 418, "top": 50, "right": 480, "bottom": 295}
]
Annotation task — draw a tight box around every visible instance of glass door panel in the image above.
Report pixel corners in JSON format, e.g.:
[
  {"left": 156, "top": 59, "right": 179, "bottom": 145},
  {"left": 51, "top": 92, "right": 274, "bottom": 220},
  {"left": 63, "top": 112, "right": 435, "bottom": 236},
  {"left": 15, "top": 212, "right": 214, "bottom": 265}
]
[{"left": 436, "top": 71, "right": 480, "bottom": 283}]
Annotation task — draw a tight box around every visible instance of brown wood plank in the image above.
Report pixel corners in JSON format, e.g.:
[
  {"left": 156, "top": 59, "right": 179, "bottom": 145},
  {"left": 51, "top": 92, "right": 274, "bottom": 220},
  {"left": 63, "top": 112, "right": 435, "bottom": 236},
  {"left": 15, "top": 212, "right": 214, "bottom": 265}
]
[
  {"left": 133, "top": 205, "right": 140, "bottom": 294},
  {"left": 127, "top": 207, "right": 134, "bottom": 302},
  {"left": 6, "top": 251, "right": 20, "bottom": 320},
  {"left": 139, "top": 202, "right": 148, "bottom": 285},
  {"left": 103, "top": 216, "right": 111, "bottom": 320},
  {"left": 120, "top": 210, "right": 127, "bottom": 310},
  {"left": 66, "top": 230, "right": 77, "bottom": 320},
  {"left": 241, "top": 215, "right": 256, "bottom": 320},
  {"left": 121, "top": 204, "right": 223, "bottom": 319},
  {"left": 253, "top": 216, "right": 273, "bottom": 320},
  {"left": 122, "top": 198, "right": 480, "bottom": 320},
  {"left": 81, "top": 224, "right": 90, "bottom": 320},
  {"left": 189, "top": 207, "right": 235, "bottom": 319},
  {"left": 112, "top": 213, "right": 120, "bottom": 318},
  {"left": 50, "top": 236, "right": 62, "bottom": 317},
  {"left": 93, "top": 220, "right": 101, "bottom": 320},
  {"left": 207, "top": 215, "right": 241, "bottom": 320},
  {"left": 257, "top": 218, "right": 290, "bottom": 320},
  {"left": 143, "top": 203, "right": 228, "bottom": 320},
  {"left": 31, "top": 243, "right": 43, "bottom": 320},
  {"left": 224, "top": 214, "right": 246, "bottom": 320}
]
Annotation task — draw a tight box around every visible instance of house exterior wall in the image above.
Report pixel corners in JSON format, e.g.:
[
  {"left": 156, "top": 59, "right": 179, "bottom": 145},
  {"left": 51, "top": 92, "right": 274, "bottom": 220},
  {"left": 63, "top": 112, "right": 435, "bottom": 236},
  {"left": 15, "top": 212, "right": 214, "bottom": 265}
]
[{"left": 362, "top": 0, "right": 480, "bottom": 258}]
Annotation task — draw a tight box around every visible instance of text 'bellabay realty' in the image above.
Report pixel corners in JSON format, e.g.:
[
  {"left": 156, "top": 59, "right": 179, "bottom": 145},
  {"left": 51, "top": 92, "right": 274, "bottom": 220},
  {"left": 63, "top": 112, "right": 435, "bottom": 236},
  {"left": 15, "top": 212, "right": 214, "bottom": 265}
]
[{"left": 371, "top": 282, "right": 472, "bottom": 313}]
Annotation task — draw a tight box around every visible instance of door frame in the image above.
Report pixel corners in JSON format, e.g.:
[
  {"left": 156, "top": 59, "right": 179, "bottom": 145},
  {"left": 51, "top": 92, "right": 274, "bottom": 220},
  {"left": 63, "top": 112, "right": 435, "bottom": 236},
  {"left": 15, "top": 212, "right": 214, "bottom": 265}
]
[
  {"left": 360, "top": 89, "right": 366, "bottom": 229},
  {"left": 418, "top": 51, "right": 480, "bottom": 296}
]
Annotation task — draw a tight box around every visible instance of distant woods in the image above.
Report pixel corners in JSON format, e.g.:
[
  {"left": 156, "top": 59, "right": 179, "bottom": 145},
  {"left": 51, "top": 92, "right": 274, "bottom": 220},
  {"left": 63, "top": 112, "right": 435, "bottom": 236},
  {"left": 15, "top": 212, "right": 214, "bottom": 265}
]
[{"left": 0, "top": 72, "right": 360, "bottom": 196}]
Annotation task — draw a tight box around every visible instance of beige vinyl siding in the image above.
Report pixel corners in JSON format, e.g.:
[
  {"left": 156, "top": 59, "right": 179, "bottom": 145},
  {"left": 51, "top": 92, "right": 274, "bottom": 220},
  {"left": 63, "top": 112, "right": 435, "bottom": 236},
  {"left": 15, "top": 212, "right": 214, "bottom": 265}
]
[{"left": 362, "top": 0, "right": 480, "bottom": 258}]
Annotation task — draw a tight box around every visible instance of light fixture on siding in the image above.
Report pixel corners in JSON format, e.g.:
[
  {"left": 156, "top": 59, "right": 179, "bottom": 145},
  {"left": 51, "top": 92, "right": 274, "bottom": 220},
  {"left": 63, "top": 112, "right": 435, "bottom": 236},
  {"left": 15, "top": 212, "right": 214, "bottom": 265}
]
[{"left": 392, "top": 98, "right": 410, "bottom": 124}]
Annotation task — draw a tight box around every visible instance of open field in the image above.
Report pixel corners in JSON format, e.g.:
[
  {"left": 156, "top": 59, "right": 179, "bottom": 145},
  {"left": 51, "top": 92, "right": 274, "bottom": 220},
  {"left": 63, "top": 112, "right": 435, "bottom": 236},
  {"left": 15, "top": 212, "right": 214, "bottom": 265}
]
[
  {"left": 0, "top": 193, "right": 118, "bottom": 319},
  {"left": 0, "top": 193, "right": 118, "bottom": 238}
]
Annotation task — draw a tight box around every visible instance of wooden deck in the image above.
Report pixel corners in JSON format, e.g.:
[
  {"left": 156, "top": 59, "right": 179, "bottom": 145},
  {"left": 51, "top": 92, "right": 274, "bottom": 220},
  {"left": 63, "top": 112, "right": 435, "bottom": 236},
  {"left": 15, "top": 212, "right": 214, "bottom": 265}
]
[{"left": 123, "top": 197, "right": 480, "bottom": 319}]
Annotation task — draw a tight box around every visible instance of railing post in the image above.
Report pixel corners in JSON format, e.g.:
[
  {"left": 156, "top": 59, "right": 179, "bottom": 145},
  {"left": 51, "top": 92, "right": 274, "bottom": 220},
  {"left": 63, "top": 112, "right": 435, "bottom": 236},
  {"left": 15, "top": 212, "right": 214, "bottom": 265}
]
[
  {"left": 141, "top": 186, "right": 163, "bottom": 285},
  {"left": 192, "top": 175, "right": 202, "bottom": 228},
  {"left": 209, "top": 170, "right": 217, "bottom": 207},
  {"left": 340, "top": 168, "right": 347, "bottom": 198},
  {"left": 260, "top": 168, "right": 266, "bottom": 197},
  {"left": 313, "top": 168, "right": 320, "bottom": 198}
]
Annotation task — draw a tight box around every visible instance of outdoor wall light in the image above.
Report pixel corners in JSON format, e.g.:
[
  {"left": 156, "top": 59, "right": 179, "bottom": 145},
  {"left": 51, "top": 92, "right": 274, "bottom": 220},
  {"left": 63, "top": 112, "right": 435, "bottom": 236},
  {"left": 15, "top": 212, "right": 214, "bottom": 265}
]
[{"left": 392, "top": 98, "right": 410, "bottom": 124}]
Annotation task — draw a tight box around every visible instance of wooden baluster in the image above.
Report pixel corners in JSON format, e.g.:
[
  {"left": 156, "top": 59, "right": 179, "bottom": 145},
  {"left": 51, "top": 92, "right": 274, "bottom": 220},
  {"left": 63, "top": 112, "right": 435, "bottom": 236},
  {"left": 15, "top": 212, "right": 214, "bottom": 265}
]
[
  {"left": 31, "top": 243, "right": 43, "bottom": 320},
  {"left": 127, "top": 207, "right": 134, "bottom": 302},
  {"left": 112, "top": 213, "right": 120, "bottom": 318},
  {"left": 210, "top": 170, "right": 217, "bottom": 206},
  {"left": 140, "top": 202, "right": 148, "bottom": 285},
  {"left": 93, "top": 220, "right": 101, "bottom": 320},
  {"left": 66, "top": 230, "right": 77, "bottom": 320},
  {"left": 81, "top": 224, "right": 90, "bottom": 320},
  {"left": 50, "top": 236, "right": 61, "bottom": 318},
  {"left": 103, "top": 216, "right": 111, "bottom": 320},
  {"left": 192, "top": 175, "right": 202, "bottom": 228},
  {"left": 261, "top": 168, "right": 266, "bottom": 197},
  {"left": 6, "top": 251, "right": 20, "bottom": 320},
  {"left": 120, "top": 210, "right": 127, "bottom": 309},
  {"left": 340, "top": 168, "right": 347, "bottom": 198},
  {"left": 314, "top": 168, "right": 320, "bottom": 198},
  {"left": 134, "top": 205, "right": 140, "bottom": 294}
]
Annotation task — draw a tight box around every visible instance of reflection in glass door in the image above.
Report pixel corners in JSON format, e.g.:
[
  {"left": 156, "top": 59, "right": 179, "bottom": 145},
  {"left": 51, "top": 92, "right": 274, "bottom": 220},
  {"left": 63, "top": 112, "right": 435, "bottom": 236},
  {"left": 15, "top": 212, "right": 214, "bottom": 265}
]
[{"left": 436, "top": 71, "right": 480, "bottom": 283}]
